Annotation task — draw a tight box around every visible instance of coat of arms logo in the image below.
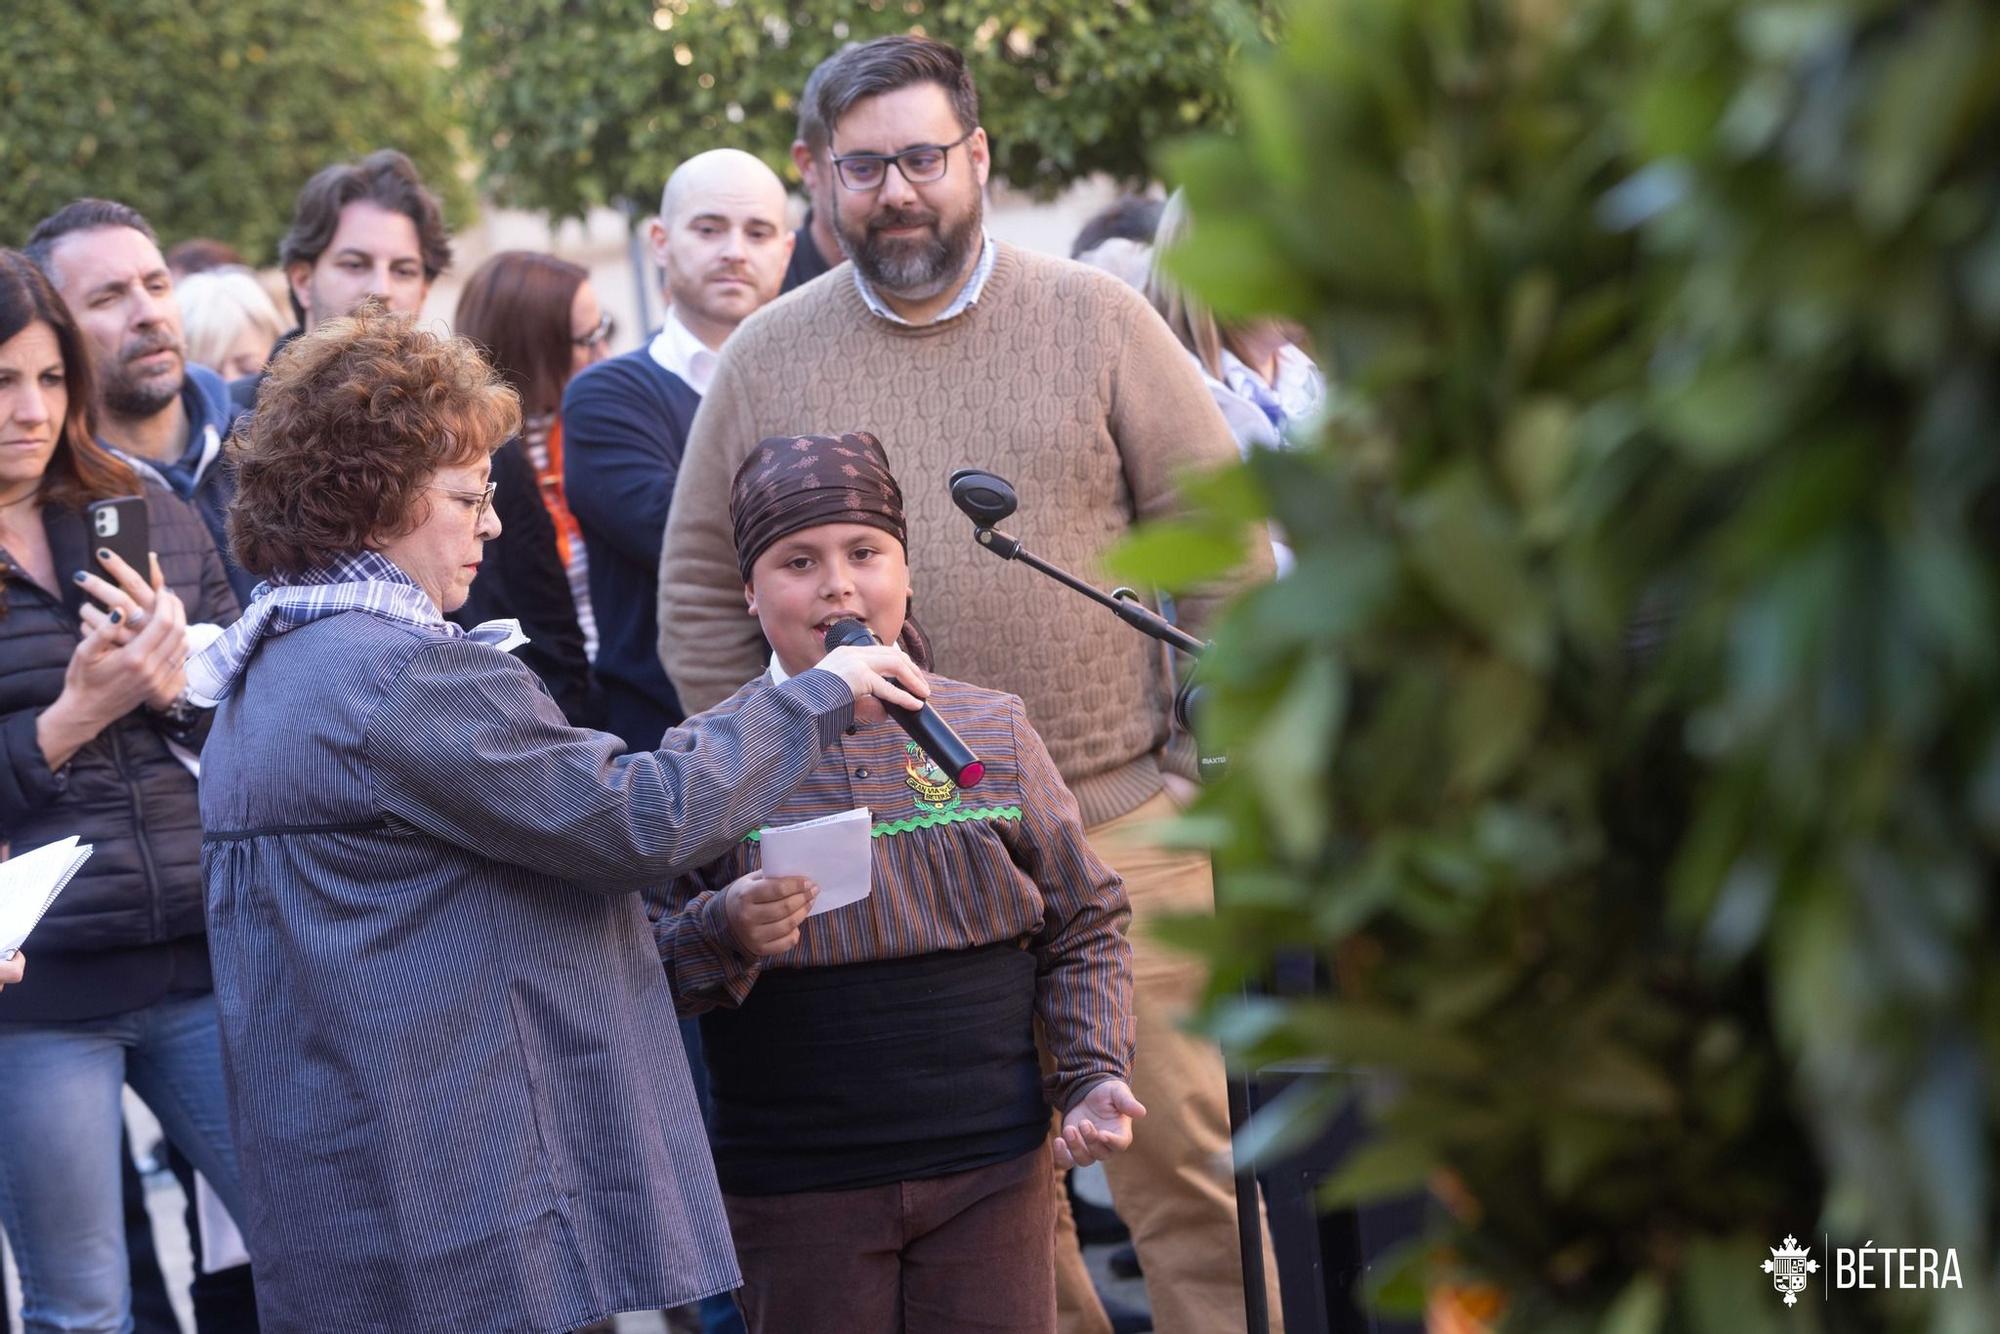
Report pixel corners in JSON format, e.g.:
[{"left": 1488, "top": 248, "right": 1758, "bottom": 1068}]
[
  {"left": 904, "top": 742, "right": 961, "bottom": 815},
  {"left": 1762, "top": 1235, "right": 1818, "bottom": 1306}
]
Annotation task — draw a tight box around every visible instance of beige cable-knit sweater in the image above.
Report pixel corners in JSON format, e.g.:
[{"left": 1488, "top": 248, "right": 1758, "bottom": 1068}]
[{"left": 658, "top": 242, "right": 1270, "bottom": 827}]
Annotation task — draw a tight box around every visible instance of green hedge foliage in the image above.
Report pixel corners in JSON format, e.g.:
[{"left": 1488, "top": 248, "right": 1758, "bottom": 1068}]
[
  {"left": 1, "top": 0, "right": 469, "bottom": 261},
  {"left": 1141, "top": 0, "right": 2000, "bottom": 1329},
  {"left": 450, "top": 0, "right": 1275, "bottom": 217}
]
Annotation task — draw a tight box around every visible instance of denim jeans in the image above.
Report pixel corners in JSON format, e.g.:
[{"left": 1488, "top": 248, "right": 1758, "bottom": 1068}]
[{"left": 0, "top": 991, "right": 243, "bottom": 1334}]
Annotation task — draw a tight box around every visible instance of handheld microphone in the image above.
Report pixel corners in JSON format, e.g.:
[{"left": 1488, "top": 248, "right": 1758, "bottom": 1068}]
[{"left": 824, "top": 618, "right": 985, "bottom": 789}]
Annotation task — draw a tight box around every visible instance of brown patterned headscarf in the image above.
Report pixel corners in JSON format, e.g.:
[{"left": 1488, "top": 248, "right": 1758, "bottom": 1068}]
[
  {"left": 730, "top": 432, "right": 907, "bottom": 581},
  {"left": 730, "top": 430, "right": 931, "bottom": 668}
]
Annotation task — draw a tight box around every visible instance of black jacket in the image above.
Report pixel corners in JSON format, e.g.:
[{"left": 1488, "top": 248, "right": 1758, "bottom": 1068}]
[
  {"left": 781, "top": 214, "right": 838, "bottom": 294},
  {"left": 0, "top": 480, "right": 238, "bottom": 955},
  {"left": 447, "top": 437, "right": 602, "bottom": 726}
]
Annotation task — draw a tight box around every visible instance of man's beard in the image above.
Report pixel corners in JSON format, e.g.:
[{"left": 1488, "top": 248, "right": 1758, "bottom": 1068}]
[
  {"left": 102, "top": 333, "right": 185, "bottom": 420},
  {"left": 839, "top": 196, "right": 983, "bottom": 302}
]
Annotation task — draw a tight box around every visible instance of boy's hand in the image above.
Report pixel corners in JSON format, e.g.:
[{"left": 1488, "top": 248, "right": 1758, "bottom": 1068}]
[
  {"left": 1054, "top": 1079, "right": 1146, "bottom": 1168},
  {"left": 723, "top": 871, "right": 818, "bottom": 957}
]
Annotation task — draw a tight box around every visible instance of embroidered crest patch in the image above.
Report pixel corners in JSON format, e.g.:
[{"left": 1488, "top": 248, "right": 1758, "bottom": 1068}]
[{"left": 905, "top": 742, "right": 961, "bottom": 815}]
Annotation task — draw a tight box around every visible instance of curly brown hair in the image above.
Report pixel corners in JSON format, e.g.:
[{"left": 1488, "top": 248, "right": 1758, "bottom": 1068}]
[{"left": 228, "top": 303, "right": 520, "bottom": 578}]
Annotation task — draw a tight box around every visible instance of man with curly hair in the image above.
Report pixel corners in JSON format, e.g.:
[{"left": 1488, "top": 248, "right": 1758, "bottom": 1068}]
[{"left": 226, "top": 148, "right": 454, "bottom": 417}]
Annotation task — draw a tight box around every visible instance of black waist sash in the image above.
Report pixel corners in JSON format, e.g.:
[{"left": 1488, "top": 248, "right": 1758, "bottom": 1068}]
[{"left": 701, "top": 943, "right": 1048, "bottom": 1195}]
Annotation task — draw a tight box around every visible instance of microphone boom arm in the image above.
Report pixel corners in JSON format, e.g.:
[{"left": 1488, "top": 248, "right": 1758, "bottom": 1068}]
[
  {"left": 973, "top": 526, "right": 1208, "bottom": 659},
  {"left": 955, "top": 473, "right": 1258, "bottom": 1334}
]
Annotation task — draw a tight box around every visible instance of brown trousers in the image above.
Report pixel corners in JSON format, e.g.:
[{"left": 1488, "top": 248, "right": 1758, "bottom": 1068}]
[
  {"left": 1052, "top": 790, "right": 1287, "bottom": 1334},
  {"left": 724, "top": 1146, "right": 1057, "bottom": 1333}
]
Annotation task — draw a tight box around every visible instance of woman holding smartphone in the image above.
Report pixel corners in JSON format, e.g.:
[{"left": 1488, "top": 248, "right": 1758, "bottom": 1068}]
[{"left": 0, "top": 247, "right": 243, "bottom": 1330}]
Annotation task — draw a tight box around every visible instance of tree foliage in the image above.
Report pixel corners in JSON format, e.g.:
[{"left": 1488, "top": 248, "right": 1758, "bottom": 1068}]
[
  {"left": 0, "top": 0, "right": 469, "bottom": 262},
  {"left": 451, "top": 0, "right": 1275, "bottom": 218},
  {"left": 1139, "top": 0, "right": 2000, "bottom": 1328}
]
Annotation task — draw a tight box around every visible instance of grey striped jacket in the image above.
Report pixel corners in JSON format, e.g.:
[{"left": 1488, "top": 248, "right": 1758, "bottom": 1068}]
[{"left": 199, "top": 608, "right": 851, "bottom": 1332}]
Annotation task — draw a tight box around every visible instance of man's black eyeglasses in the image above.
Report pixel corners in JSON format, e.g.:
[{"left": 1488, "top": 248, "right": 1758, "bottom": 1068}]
[{"left": 830, "top": 128, "right": 977, "bottom": 192}]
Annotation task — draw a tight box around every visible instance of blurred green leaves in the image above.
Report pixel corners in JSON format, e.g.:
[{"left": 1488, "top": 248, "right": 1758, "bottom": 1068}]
[
  {"left": 1140, "top": 0, "right": 2000, "bottom": 1327},
  {"left": 0, "top": 1, "right": 468, "bottom": 260},
  {"left": 0, "top": 2, "right": 1271, "bottom": 255},
  {"left": 449, "top": 0, "right": 1278, "bottom": 217}
]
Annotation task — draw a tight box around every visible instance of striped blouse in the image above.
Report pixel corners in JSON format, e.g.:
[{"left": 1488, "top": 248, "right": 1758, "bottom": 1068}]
[{"left": 658, "top": 671, "right": 1134, "bottom": 1112}]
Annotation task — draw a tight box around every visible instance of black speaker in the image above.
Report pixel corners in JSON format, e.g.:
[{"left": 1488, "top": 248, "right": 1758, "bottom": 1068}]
[{"left": 1250, "top": 1069, "right": 1426, "bottom": 1334}]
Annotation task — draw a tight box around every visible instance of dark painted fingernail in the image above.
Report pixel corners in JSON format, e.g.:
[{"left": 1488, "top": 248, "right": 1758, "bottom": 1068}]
[
  {"left": 108, "top": 610, "right": 122, "bottom": 624},
  {"left": 96, "top": 548, "right": 112, "bottom": 562},
  {"left": 72, "top": 570, "right": 87, "bottom": 583}
]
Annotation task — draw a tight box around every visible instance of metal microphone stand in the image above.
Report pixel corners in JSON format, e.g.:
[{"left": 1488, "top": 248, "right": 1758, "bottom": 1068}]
[{"left": 950, "top": 470, "right": 1270, "bottom": 1334}]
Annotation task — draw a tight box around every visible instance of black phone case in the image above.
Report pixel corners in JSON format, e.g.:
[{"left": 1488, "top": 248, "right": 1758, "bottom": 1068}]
[{"left": 85, "top": 496, "right": 151, "bottom": 582}]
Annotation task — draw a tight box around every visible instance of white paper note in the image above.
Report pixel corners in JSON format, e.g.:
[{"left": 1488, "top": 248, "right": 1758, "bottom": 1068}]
[
  {"left": 757, "top": 806, "right": 873, "bottom": 918},
  {"left": 1, "top": 835, "right": 93, "bottom": 957}
]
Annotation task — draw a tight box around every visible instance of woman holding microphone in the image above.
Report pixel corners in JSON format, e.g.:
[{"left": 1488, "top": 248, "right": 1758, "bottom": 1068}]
[{"left": 191, "top": 303, "right": 924, "bottom": 1333}]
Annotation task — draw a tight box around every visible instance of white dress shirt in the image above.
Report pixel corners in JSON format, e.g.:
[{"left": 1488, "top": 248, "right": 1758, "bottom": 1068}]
[{"left": 648, "top": 307, "right": 722, "bottom": 394}]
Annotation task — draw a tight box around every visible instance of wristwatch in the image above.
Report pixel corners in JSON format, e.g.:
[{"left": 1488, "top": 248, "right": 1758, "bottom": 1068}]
[{"left": 150, "top": 686, "right": 201, "bottom": 730}]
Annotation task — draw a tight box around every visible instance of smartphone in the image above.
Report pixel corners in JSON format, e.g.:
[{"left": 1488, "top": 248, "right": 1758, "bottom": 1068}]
[{"left": 84, "top": 496, "right": 150, "bottom": 583}]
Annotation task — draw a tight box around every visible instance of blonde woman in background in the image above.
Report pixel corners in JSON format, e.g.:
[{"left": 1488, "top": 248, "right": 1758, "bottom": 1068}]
[
  {"left": 176, "top": 268, "right": 287, "bottom": 380},
  {"left": 1145, "top": 191, "right": 1325, "bottom": 457},
  {"left": 1144, "top": 191, "right": 1323, "bottom": 573}
]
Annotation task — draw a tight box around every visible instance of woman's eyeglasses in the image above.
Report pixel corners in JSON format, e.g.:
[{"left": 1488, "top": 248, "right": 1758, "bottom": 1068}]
[
  {"left": 431, "top": 480, "right": 498, "bottom": 524},
  {"left": 571, "top": 314, "right": 614, "bottom": 350}
]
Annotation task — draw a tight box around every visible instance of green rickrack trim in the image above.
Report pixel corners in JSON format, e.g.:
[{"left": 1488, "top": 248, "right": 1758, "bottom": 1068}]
[
  {"left": 871, "top": 805, "right": 1022, "bottom": 838},
  {"left": 742, "top": 805, "right": 1023, "bottom": 844}
]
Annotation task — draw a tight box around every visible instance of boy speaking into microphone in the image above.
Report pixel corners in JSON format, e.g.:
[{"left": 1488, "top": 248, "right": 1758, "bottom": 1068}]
[{"left": 656, "top": 430, "right": 1141, "bottom": 1333}]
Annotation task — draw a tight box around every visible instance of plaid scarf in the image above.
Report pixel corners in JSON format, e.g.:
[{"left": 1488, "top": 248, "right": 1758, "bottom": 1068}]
[{"left": 186, "top": 550, "right": 525, "bottom": 705}]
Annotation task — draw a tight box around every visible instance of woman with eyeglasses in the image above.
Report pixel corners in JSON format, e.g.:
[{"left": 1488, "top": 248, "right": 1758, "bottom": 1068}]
[
  {"left": 450, "top": 250, "right": 614, "bottom": 724},
  {"left": 192, "top": 304, "right": 930, "bottom": 1332}
]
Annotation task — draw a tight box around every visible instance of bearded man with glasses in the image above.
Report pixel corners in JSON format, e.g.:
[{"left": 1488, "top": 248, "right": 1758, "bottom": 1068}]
[
  {"left": 825, "top": 124, "right": 984, "bottom": 310},
  {"left": 660, "top": 32, "right": 1282, "bottom": 1334}
]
